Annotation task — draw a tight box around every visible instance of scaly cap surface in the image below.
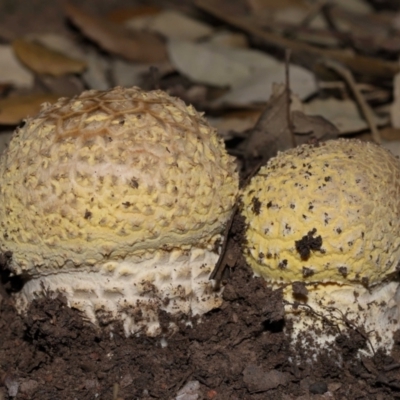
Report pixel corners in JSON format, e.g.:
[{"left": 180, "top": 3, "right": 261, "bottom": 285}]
[
  {"left": 241, "top": 139, "right": 400, "bottom": 286},
  {"left": 0, "top": 86, "right": 238, "bottom": 276}
]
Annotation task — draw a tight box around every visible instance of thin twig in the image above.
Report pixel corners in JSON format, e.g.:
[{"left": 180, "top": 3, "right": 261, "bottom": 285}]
[
  {"left": 285, "top": 49, "right": 296, "bottom": 148},
  {"left": 299, "top": 0, "right": 329, "bottom": 28},
  {"left": 210, "top": 160, "right": 264, "bottom": 284},
  {"left": 323, "top": 59, "right": 382, "bottom": 144}
]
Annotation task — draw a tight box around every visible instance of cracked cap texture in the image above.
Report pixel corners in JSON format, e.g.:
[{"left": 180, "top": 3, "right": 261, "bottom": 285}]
[
  {"left": 0, "top": 86, "right": 238, "bottom": 275},
  {"left": 241, "top": 139, "right": 400, "bottom": 286}
]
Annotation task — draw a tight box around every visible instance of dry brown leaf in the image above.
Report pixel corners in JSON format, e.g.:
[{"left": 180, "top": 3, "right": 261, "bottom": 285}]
[
  {"left": 64, "top": 2, "right": 168, "bottom": 63},
  {"left": 0, "top": 94, "right": 60, "bottom": 125},
  {"left": 242, "top": 84, "right": 338, "bottom": 162},
  {"left": 247, "top": 0, "right": 309, "bottom": 12},
  {"left": 196, "top": 0, "right": 400, "bottom": 79},
  {"left": 12, "top": 39, "right": 87, "bottom": 77},
  {"left": 107, "top": 6, "right": 162, "bottom": 24}
]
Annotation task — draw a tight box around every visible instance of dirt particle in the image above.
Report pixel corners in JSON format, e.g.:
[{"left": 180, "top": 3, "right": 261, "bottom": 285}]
[
  {"left": 302, "top": 267, "right": 315, "bottom": 278},
  {"left": 84, "top": 210, "right": 92, "bottom": 219},
  {"left": 278, "top": 259, "right": 288, "bottom": 269},
  {"left": 130, "top": 178, "right": 139, "bottom": 189},
  {"left": 251, "top": 197, "right": 261, "bottom": 215}
]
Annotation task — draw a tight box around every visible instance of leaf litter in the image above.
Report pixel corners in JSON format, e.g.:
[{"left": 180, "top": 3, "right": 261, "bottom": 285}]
[{"left": 1, "top": 0, "right": 400, "bottom": 399}]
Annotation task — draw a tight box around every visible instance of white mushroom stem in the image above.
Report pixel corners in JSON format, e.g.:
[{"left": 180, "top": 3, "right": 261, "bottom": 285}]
[
  {"left": 16, "top": 247, "right": 222, "bottom": 336},
  {"left": 281, "top": 281, "right": 400, "bottom": 358}
]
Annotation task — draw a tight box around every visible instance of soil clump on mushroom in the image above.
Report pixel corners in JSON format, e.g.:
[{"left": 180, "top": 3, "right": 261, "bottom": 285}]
[{"left": 1, "top": 219, "right": 400, "bottom": 399}]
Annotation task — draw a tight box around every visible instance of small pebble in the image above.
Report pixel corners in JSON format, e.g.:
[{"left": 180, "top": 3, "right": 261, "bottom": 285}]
[{"left": 309, "top": 381, "right": 328, "bottom": 394}]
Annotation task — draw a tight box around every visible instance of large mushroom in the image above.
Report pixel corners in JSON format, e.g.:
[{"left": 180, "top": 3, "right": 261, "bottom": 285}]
[
  {"left": 241, "top": 139, "right": 400, "bottom": 357},
  {"left": 0, "top": 86, "right": 238, "bottom": 336}
]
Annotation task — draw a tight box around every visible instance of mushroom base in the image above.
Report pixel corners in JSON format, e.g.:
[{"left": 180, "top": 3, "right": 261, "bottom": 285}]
[
  {"left": 281, "top": 280, "right": 400, "bottom": 359},
  {"left": 14, "top": 248, "right": 223, "bottom": 336}
]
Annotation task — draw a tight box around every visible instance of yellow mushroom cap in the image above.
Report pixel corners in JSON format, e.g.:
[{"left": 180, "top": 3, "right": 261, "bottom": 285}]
[
  {"left": 241, "top": 139, "right": 400, "bottom": 356},
  {"left": 1, "top": 86, "right": 238, "bottom": 273},
  {"left": 241, "top": 139, "right": 400, "bottom": 286},
  {"left": 0, "top": 86, "right": 238, "bottom": 334}
]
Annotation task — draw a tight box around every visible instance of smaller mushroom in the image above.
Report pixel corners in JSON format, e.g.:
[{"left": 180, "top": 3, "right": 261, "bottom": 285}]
[
  {"left": 0, "top": 86, "right": 239, "bottom": 336},
  {"left": 241, "top": 139, "right": 400, "bottom": 357}
]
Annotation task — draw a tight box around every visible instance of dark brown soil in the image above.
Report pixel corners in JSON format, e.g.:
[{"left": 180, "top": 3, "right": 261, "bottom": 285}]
[
  {"left": 1, "top": 219, "right": 400, "bottom": 400},
  {"left": 1, "top": 1, "right": 400, "bottom": 399}
]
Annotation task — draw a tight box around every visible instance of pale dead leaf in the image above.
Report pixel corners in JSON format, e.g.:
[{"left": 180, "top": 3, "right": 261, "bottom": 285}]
[
  {"left": 168, "top": 40, "right": 316, "bottom": 104},
  {"left": 0, "top": 45, "right": 33, "bottom": 87},
  {"left": 64, "top": 2, "right": 168, "bottom": 63},
  {"left": 0, "top": 94, "right": 60, "bottom": 125},
  {"left": 81, "top": 49, "right": 110, "bottom": 90},
  {"left": 0, "top": 131, "right": 13, "bottom": 154},
  {"left": 125, "top": 10, "right": 214, "bottom": 41},
  {"left": 304, "top": 98, "right": 388, "bottom": 134},
  {"left": 168, "top": 40, "right": 250, "bottom": 86},
  {"left": 207, "top": 30, "right": 248, "bottom": 48},
  {"left": 27, "top": 33, "right": 86, "bottom": 60},
  {"left": 291, "top": 111, "right": 339, "bottom": 142},
  {"left": 382, "top": 140, "right": 400, "bottom": 158},
  {"left": 248, "top": 0, "right": 327, "bottom": 30},
  {"left": 215, "top": 66, "right": 317, "bottom": 105},
  {"left": 13, "top": 38, "right": 87, "bottom": 77},
  {"left": 333, "top": 0, "right": 373, "bottom": 14},
  {"left": 111, "top": 59, "right": 174, "bottom": 88}
]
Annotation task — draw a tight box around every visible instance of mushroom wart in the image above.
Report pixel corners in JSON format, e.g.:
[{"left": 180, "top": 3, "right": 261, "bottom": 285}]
[
  {"left": 241, "top": 139, "right": 400, "bottom": 357},
  {"left": 0, "top": 86, "right": 238, "bottom": 335}
]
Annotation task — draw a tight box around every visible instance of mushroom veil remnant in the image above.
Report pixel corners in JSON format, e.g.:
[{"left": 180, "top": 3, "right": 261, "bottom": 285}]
[
  {"left": 241, "top": 139, "right": 400, "bottom": 357},
  {"left": 0, "top": 86, "right": 238, "bottom": 335}
]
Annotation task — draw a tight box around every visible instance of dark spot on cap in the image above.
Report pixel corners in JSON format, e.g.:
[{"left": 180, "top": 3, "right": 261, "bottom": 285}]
[
  {"left": 295, "top": 228, "right": 323, "bottom": 261},
  {"left": 302, "top": 267, "right": 314, "bottom": 278},
  {"left": 251, "top": 197, "right": 261, "bottom": 215},
  {"left": 336, "top": 228, "right": 342, "bottom": 234},
  {"left": 278, "top": 259, "right": 288, "bottom": 269},
  {"left": 130, "top": 178, "right": 139, "bottom": 189},
  {"left": 266, "top": 201, "right": 273, "bottom": 208},
  {"left": 258, "top": 252, "right": 265, "bottom": 259},
  {"left": 84, "top": 210, "right": 92, "bottom": 219},
  {"left": 122, "top": 202, "right": 131, "bottom": 208},
  {"left": 324, "top": 176, "right": 331, "bottom": 182},
  {"left": 361, "top": 277, "right": 369, "bottom": 288},
  {"left": 338, "top": 266, "right": 348, "bottom": 277}
]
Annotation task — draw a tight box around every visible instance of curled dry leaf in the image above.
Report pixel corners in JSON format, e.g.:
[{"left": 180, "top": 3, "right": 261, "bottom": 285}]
[
  {"left": 64, "top": 2, "right": 168, "bottom": 63},
  {"left": 242, "top": 84, "right": 338, "bottom": 162},
  {"left": 0, "top": 93, "right": 60, "bottom": 125},
  {"left": 12, "top": 39, "right": 87, "bottom": 77}
]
